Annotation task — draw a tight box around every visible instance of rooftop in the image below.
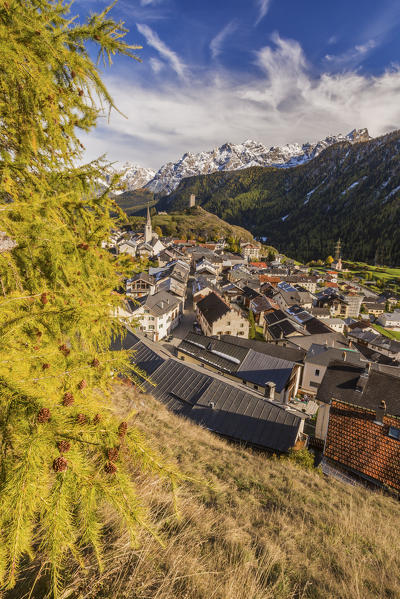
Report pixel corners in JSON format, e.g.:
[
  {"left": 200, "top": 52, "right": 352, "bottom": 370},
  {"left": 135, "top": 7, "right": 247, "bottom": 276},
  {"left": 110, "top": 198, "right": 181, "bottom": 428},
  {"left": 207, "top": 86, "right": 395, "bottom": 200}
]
[{"left": 196, "top": 292, "right": 232, "bottom": 325}]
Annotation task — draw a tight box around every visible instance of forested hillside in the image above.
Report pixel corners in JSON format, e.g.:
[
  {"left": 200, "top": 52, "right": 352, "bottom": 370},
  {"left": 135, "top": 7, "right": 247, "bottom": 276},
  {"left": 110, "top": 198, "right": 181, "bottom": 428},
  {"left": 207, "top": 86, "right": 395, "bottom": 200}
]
[{"left": 161, "top": 130, "right": 400, "bottom": 264}]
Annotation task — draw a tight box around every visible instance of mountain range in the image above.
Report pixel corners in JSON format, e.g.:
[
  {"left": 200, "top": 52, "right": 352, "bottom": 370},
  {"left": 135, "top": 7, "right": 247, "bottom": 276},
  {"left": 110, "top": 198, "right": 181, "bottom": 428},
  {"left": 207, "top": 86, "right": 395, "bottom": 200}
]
[
  {"left": 160, "top": 129, "right": 400, "bottom": 265},
  {"left": 113, "top": 129, "right": 371, "bottom": 195}
]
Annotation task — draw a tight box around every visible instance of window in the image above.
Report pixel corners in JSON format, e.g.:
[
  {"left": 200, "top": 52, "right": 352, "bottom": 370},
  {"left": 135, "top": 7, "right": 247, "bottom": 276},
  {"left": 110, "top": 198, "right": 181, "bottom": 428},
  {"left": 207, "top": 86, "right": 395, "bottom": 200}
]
[
  {"left": 389, "top": 427, "right": 400, "bottom": 440},
  {"left": 315, "top": 369, "right": 320, "bottom": 376}
]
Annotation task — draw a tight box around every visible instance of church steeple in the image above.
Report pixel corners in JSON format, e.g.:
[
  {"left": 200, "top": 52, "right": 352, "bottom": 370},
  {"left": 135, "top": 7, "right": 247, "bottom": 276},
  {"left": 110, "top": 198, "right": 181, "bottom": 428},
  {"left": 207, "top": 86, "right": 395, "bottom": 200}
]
[{"left": 144, "top": 203, "right": 152, "bottom": 243}]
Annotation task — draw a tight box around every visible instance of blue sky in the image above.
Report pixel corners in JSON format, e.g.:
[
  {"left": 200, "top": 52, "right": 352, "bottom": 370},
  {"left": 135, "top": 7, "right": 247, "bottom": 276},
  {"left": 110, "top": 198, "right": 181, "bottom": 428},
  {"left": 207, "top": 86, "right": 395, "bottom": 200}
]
[{"left": 77, "top": 0, "right": 400, "bottom": 168}]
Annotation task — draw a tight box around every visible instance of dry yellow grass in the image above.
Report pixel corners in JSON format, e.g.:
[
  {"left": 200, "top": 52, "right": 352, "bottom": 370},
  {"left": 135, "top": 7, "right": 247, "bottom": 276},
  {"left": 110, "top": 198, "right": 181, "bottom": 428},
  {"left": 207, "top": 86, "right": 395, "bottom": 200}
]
[{"left": 12, "top": 385, "right": 400, "bottom": 599}]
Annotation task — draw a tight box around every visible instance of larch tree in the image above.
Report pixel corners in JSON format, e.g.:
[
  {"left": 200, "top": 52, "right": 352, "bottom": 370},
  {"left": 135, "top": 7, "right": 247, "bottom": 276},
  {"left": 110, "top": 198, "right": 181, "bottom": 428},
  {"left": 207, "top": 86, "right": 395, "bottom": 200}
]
[{"left": 0, "top": 1, "right": 177, "bottom": 595}]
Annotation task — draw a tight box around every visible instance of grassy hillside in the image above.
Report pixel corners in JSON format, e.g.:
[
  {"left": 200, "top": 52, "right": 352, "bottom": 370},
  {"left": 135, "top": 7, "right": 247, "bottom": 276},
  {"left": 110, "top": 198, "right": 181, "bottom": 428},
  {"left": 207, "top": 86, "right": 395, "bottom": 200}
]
[
  {"left": 161, "top": 130, "right": 400, "bottom": 265},
  {"left": 127, "top": 205, "right": 275, "bottom": 247},
  {"left": 18, "top": 384, "right": 400, "bottom": 598},
  {"left": 152, "top": 205, "right": 256, "bottom": 242}
]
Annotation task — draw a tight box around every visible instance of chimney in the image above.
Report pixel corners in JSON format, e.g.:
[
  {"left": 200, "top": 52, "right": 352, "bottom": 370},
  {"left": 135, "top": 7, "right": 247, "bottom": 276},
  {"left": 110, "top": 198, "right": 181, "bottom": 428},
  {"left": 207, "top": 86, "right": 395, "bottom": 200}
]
[
  {"left": 208, "top": 401, "right": 215, "bottom": 409},
  {"left": 374, "top": 400, "right": 386, "bottom": 425},
  {"left": 342, "top": 351, "right": 347, "bottom": 362},
  {"left": 265, "top": 381, "right": 276, "bottom": 400}
]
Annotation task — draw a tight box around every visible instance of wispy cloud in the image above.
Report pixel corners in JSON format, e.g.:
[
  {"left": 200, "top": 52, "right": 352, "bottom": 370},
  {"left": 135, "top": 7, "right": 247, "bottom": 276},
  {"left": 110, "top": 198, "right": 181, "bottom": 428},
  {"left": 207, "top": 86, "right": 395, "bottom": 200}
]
[
  {"left": 136, "top": 23, "right": 188, "bottom": 81},
  {"left": 210, "top": 21, "right": 237, "bottom": 60},
  {"left": 83, "top": 34, "right": 400, "bottom": 169},
  {"left": 255, "top": 0, "right": 272, "bottom": 26},
  {"left": 149, "top": 57, "right": 164, "bottom": 74},
  {"left": 140, "top": 0, "right": 165, "bottom": 5},
  {"left": 325, "top": 39, "right": 377, "bottom": 69}
]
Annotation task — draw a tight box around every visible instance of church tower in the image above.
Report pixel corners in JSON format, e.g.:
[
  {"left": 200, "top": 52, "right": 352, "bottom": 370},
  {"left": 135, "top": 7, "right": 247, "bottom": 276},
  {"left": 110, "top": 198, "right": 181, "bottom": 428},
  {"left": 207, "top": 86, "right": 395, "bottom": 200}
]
[{"left": 144, "top": 204, "right": 152, "bottom": 243}]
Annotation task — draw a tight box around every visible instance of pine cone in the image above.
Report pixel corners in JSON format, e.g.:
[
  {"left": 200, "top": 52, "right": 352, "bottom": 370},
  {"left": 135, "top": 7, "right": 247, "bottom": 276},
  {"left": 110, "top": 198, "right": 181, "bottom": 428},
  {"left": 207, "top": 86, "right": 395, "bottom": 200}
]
[
  {"left": 76, "top": 413, "right": 87, "bottom": 424},
  {"left": 53, "top": 456, "right": 68, "bottom": 472},
  {"left": 37, "top": 408, "right": 51, "bottom": 423},
  {"left": 42, "top": 363, "right": 50, "bottom": 370},
  {"left": 93, "top": 413, "right": 101, "bottom": 424},
  {"left": 104, "top": 461, "right": 117, "bottom": 474},
  {"left": 78, "top": 242, "right": 89, "bottom": 250},
  {"left": 107, "top": 447, "right": 119, "bottom": 462},
  {"left": 78, "top": 379, "right": 87, "bottom": 390},
  {"left": 70, "top": 70, "right": 76, "bottom": 79},
  {"left": 62, "top": 392, "right": 74, "bottom": 406},
  {"left": 118, "top": 421, "right": 128, "bottom": 438},
  {"left": 57, "top": 440, "right": 71, "bottom": 453},
  {"left": 59, "top": 344, "right": 70, "bottom": 356},
  {"left": 40, "top": 293, "right": 48, "bottom": 305},
  {"left": 90, "top": 358, "right": 100, "bottom": 368},
  {"left": 78, "top": 89, "right": 84, "bottom": 97}
]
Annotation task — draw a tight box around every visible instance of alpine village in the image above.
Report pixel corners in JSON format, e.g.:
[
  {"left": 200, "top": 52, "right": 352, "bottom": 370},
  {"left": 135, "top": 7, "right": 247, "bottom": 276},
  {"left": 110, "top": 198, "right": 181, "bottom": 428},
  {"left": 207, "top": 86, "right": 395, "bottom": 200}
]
[{"left": 2, "top": 2, "right": 400, "bottom": 599}]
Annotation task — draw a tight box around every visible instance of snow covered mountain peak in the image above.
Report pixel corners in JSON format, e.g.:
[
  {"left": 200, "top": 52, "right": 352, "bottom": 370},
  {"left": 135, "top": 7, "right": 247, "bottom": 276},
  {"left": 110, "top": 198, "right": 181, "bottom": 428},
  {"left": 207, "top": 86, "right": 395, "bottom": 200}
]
[{"left": 114, "top": 128, "right": 371, "bottom": 195}]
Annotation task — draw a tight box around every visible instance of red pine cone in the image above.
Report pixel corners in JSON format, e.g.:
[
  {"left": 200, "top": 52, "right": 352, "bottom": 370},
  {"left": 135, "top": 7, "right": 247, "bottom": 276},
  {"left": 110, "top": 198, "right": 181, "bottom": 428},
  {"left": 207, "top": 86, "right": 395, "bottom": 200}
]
[
  {"left": 70, "top": 70, "right": 76, "bottom": 79},
  {"left": 76, "top": 413, "right": 87, "bottom": 424},
  {"left": 90, "top": 358, "right": 100, "bottom": 368},
  {"left": 118, "top": 421, "right": 128, "bottom": 438},
  {"left": 40, "top": 293, "right": 48, "bottom": 305},
  {"left": 42, "top": 363, "right": 50, "bottom": 370},
  {"left": 104, "top": 461, "right": 117, "bottom": 474},
  {"left": 107, "top": 447, "right": 119, "bottom": 462},
  {"left": 62, "top": 392, "right": 74, "bottom": 406},
  {"left": 53, "top": 456, "right": 68, "bottom": 472},
  {"left": 93, "top": 413, "right": 101, "bottom": 424},
  {"left": 78, "top": 89, "right": 84, "bottom": 96},
  {"left": 78, "top": 379, "right": 87, "bottom": 390},
  {"left": 57, "top": 440, "right": 71, "bottom": 453},
  {"left": 37, "top": 408, "right": 51, "bottom": 423},
  {"left": 78, "top": 242, "right": 89, "bottom": 250},
  {"left": 59, "top": 344, "right": 70, "bottom": 356}
]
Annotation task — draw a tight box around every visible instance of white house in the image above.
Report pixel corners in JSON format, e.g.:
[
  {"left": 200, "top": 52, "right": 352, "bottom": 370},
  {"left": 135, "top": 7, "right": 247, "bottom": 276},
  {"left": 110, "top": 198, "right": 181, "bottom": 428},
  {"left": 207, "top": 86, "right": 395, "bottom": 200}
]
[
  {"left": 130, "top": 290, "right": 182, "bottom": 342},
  {"left": 377, "top": 310, "right": 400, "bottom": 330}
]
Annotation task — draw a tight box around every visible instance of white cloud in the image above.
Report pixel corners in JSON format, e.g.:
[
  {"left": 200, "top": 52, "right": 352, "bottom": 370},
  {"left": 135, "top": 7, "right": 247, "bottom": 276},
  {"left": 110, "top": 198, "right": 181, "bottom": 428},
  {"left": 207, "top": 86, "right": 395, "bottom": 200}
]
[
  {"left": 325, "top": 39, "right": 377, "bottom": 69},
  {"left": 140, "top": 0, "right": 164, "bottom": 5},
  {"left": 210, "top": 21, "right": 237, "bottom": 60},
  {"left": 82, "top": 35, "right": 400, "bottom": 169},
  {"left": 149, "top": 57, "right": 164, "bottom": 74},
  {"left": 255, "top": 0, "right": 272, "bottom": 26},
  {"left": 136, "top": 23, "right": 187, "bottom": 81}
]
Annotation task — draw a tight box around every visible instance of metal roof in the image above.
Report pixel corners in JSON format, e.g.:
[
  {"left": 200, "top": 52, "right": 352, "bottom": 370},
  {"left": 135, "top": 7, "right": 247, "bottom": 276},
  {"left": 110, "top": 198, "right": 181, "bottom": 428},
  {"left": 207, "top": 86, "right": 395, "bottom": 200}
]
[
  {"left": 237, "top": 349, "right": 294, "bottom": 392},
  {"left": 131, "top": 342, "right": 165, "bottom": 376},
  {"left": 141, "top": 356, "right": 301, "bottom": 453},
  {"left": 110, "top": 330, "right": 140, "bottom": 351},
  {"left": 191, "top": 379, "right": 300, "bottom": 452}
]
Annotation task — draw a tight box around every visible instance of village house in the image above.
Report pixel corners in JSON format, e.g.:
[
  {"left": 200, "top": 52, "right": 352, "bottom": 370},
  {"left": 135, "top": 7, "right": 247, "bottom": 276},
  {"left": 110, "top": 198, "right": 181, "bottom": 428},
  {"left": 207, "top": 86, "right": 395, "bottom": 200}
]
[
  {"left": 377, "top": 310, "right": 400, "bottom": 330},
  {"left": 177, "top": 332, "right": 302, "bottom": 403},
  {"left": 129, "top": 290, "right": 182, "bottom": 342},
  {"left": 263, "top": 309, "right": 299, "bottom": 342},
  {"left": 316, "top": 361, "right": 400, "bottom": 492},
  {"left": 112, "top": 329, "right": 306, "bottom": 454},
  {"left": 196, "top": 292, "right": 249, "bottom": 337},
  {"left": 240, "top": 241, "right": 261, "bottom": 262},
  {"left": 301, "top": 344, "right": 364, "bottom": 395},
  {"left": 126, "top": 273, "right": 156, "bottom": 298}
]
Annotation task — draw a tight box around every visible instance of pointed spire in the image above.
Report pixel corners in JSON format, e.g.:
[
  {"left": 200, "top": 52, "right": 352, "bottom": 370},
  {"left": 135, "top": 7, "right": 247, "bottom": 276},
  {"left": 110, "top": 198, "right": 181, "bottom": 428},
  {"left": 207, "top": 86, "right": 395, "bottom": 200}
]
[{"left": 144, "top": 202, "right": 152, "bottom": 243}]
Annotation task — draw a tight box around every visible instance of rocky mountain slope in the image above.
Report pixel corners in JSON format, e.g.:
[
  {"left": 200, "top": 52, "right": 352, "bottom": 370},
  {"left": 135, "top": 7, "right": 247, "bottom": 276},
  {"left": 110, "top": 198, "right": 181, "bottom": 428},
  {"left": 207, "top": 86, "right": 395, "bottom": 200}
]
[
  {"left": 114, "top": 129, "right": 370, "bottom": 195},
  {"left": 160, "top": 129, "right": 400, "bottom": 265},
  {"left": 106, "top": 162, "right": 156, "bottom": 193}
]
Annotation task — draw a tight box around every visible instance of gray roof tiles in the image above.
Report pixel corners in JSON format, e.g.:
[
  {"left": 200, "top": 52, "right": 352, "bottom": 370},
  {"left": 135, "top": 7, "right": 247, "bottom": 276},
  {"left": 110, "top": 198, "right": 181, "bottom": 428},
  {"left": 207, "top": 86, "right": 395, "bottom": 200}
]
[{"left": 237, "top": 349, "right": 294, "bottom": 392}]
